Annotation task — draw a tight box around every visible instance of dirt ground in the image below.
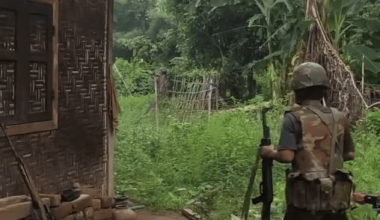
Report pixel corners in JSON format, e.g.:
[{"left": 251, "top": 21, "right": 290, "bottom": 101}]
[{"left": 136, "top": 210, "right": 188, "bottom": 220}]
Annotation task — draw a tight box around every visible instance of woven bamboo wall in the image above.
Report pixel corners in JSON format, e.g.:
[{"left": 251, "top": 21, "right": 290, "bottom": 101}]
[{"left": 0, "top": 0, "right": 110, "bottom": 197}]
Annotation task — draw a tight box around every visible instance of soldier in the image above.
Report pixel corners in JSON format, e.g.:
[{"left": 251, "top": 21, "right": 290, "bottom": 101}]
[{"left": 260, "top": 62, "right": 355, "bottom": 220}]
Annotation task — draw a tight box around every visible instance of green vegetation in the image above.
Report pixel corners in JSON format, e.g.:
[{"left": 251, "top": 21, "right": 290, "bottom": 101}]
[
  {"left": 112, "top": 0, "right": 380, "bottom": 219},
  {"left": 115, "top": 95, "right": 380, "bottom": 219},
  {"left": 113, "top": 0, "right": 380, "bottom": 101}
]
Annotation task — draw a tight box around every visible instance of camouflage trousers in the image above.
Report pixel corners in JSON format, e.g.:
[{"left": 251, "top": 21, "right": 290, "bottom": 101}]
[{"left": 283, "top": 206, "right": 348, "bottom": 220}]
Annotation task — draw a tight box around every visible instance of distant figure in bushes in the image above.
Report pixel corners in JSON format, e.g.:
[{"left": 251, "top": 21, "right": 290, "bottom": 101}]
[{"left": 260, "top": 62, "right": 355, "bottom": 220}]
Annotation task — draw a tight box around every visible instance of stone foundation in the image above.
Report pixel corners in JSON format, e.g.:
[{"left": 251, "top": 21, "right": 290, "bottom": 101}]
[{"left": 0, "top": 194, "right": 114, "bottom": 220}]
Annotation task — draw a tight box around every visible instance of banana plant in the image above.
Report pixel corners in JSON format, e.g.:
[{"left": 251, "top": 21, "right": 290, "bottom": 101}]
[
  {"left": 247, "top": 0, "right": 292, "bottom": 55},
  {"left": 247, "top": 0, "right": 301, "bottom": 99},
  {"left": 325, "top": 0, "right": 380, "bottom": 76},
  {"left": 344, "top": 45, "right": 380, "bottom": 75},
  {"left": 325, "top": 0, "right": 364, "bottom": 50}
]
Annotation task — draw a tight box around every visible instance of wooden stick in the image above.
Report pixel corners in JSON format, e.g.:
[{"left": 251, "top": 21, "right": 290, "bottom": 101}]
[
  {"left": 154, "top": 75, "right": 159, "bottom": 131},
  {"left": 113, "top": 64, "right": 133, "bottom": 96},
  {"left": 362, "top": 55, "right": 365, "bottom": 94},
  {"left": 241, "top": 149, "right": 260, "bottom": 220},
  {"left": 208, "top": 78, "right": 213, "bottom": 121}
]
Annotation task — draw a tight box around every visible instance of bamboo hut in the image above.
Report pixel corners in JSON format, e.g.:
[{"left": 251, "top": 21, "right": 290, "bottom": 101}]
[{"left": 0, "top": 0, "right": 118, "bottom": 219}]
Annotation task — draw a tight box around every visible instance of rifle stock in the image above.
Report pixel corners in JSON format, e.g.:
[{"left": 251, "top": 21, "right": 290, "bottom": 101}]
[
  {"left": 252, "top": 108, "right": 273, "bottom": 220},
  {"left": 0, "top": 122, "right": 55, "bottom": 220}
]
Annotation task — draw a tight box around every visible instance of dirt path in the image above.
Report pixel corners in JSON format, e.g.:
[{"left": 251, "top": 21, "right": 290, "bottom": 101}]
[{"left": 136, "top": 210, "right": 188, "bottom": 220}]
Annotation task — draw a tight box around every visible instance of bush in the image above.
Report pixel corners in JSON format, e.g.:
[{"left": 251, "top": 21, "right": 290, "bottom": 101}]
[
  {"left": 115, "top": 95, "right": 380, "bottom": 220},
  {"left": 363, "top": 110, "right": 380, "bottom": 135},
  {"left": 113, "top": 58, "right": 155, "bottom": 96}
]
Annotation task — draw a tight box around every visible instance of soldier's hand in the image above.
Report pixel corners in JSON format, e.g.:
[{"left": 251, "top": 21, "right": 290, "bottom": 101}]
[
  {"left": 260, "top": 145, "right": 275, "bottom": 159},
  {"left": 351, "top": 193, "right": 365, "bottom": 204}
]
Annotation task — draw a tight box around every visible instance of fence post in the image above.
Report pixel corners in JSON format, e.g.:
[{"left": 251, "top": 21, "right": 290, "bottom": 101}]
[
  {"left": 208, "top": 78, "right": 213, "bottom": 121},
  {"left": 362, "top": 55, "right": 365, "bottom": 93},
  {"left": 215, "top": 77, "right": 219, "bottom": 111},
  {"left": 154, "top": 74, "right": 159, "bottom": 131}
]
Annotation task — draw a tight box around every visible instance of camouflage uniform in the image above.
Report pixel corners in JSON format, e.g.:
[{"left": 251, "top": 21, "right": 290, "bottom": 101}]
[{"left": 281, "top": 62, "right": 354, "bottom": 220}]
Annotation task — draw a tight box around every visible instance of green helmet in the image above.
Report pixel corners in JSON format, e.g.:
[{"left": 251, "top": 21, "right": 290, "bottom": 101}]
[{"left": 291, "top": 62, "right": 329, "bottom": 91}]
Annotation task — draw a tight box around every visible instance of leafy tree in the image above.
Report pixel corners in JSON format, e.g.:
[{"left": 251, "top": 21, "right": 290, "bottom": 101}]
[
  {"left": 164, "top": 0, "right": 270, "bottom": 100},
  {"left": 113, "top": 0, "right": 380, "bottom": 99},
  {"left": 113, "top": 0, "right": 178, "bottom": 64}
]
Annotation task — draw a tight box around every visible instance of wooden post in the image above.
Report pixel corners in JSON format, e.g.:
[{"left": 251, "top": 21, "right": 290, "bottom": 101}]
[
  {"left": 201, "top": 74, "right": 206, "bottom": 110},
  {"left": 208, "top": 78, "right": 213, "bottom": 120},
  {"left": 154, "top": 75, "right": 159, "bottom": 131},
  {"left": 106, "top": 0, "right": 115, "bottom": 198},
  {"left": 362, "top": 55, "right": 365, "bottom": 93},
  {"left": 215, "top": 77, "right": 219, "bottom": 111}
]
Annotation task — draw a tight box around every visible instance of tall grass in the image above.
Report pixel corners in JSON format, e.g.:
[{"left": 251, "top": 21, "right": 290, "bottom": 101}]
[{"left": 115, "top": 95, "right": 380, "bottom": 219}]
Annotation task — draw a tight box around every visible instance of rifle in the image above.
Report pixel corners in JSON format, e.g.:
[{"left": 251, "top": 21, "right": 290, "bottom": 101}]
[
  {"left": 352, "top": 192, "right": 380, "bottom": 214},
  {"left": 251, "top": 107, "right": 273, "bottom": 220},
  {"left": 0, "top": 122, "right": 56, "bottom": 220},
  {"left": 364, "top": 194, "right": 380, "bottom": 213}
]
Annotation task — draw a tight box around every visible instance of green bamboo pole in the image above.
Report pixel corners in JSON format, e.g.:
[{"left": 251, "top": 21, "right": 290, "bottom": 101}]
[{"left": 241, "top": 148, "right": 261, "bottom": 220}]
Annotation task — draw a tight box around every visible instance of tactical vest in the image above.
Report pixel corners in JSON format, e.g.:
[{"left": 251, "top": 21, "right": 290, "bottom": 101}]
[{"left": 285, "top": 105, "right": 353, "bottom": 213}]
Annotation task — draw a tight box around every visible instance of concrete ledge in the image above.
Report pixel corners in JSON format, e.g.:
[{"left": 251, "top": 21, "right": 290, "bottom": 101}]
[
  {"left": 92, "top": 199, "right": 101, "bottom": 211},
  {"left": 71, "top": 194, "right": 92, "bottom": 213},
  {"left": 0, "top": 195, "right": 30, "bottom": 208},
  {"left": 40, "top": 194, "right": 61, "bottom": 207},
  {"left": 84, "top": 207, "right": 94, "bottom": 219},
  {"left": 0, "top": 198, "right": 50, "bottom": 220},
  {"left": 52, "top": 202, "right": 72, "bottom": 219}
]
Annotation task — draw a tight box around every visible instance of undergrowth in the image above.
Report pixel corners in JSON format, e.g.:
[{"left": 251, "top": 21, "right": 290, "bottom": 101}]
[{"left": 115, "top": 95, "right": 380, "bottom": 220}]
